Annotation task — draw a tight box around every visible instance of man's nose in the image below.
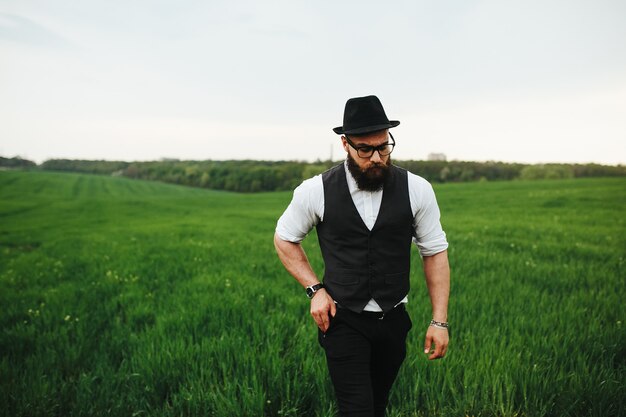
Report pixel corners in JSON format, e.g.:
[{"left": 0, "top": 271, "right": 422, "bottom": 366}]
[{"left": 369, "top": 150, "right": 382, "bottom": 162}]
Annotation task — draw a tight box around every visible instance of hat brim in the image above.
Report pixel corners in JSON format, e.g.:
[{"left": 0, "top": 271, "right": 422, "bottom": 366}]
[{"left": 333, "top": 120, "right": 400, "bottom": 135}]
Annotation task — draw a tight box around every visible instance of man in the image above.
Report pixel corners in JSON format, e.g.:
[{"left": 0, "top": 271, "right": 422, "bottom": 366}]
[{"left": 274, "top": 95, "right": 450, "bottom": 417}]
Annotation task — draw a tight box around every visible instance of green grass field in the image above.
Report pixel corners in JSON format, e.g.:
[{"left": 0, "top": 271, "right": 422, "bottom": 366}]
[{"left": 1, "top": 170, "right": 624, "bottom": 417}]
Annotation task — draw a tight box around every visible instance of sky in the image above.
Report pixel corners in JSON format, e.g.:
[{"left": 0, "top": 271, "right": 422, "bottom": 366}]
[{"left": 1, "top": 0, "right": 625, "bottom": 165}]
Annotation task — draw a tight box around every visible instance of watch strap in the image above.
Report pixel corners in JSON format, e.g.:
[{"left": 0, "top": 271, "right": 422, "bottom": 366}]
[{"left": 306, "top": 283, "right": 324, "bottom": 298}]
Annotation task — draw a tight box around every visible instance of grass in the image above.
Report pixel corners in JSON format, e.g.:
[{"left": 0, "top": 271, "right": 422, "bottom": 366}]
[{"left": 0, "top": 170, "right": 624, "bottom": 416}]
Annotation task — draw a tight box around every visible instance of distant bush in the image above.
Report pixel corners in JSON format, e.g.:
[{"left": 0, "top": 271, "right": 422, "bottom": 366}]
[
  {"left": 41, "top": 159, "right": 129, "bottom": 175},
  {"left": 571, "top": 163, "right": 626, "bottom": 178},
  {"left": 519, "top": 164, "right": 575, "bottom": 180},
  {"left": 396, "top": 160, "right": 525, "bottom": 183},
  {"left": 0, "top": 156, "right": 37, "bottom": 169}
]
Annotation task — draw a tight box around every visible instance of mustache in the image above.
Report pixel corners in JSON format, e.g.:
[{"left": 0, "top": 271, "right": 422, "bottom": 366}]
[{"left": 364, "top": 162, "right": 387, "bottom": 171}]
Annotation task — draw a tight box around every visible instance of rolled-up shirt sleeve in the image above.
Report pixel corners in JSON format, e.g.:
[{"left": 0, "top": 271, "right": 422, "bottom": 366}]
[
  {"left": 409, "top": 173, "right": 448, "bottom": 257},
  {"left": 275, "top": 175, "right": 324, "bottom": 243}
]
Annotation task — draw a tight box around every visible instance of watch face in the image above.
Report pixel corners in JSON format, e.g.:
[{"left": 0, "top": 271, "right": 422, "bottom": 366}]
[{"left": 306, "top": 287, "right": 314, "bottom": 298}]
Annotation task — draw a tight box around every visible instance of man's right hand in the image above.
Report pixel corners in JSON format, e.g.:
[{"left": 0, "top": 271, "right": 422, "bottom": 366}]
[{"left": 310, "top": 289, "right": 336, "bottom": 332}]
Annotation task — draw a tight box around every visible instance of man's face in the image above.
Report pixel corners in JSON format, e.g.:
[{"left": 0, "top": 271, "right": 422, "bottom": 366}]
[
  {"left": 342, "top": 129, "right": 392, "bottom": 191},
  {"left": 342, "top": 129, "right": 391, "bottom": 169}
]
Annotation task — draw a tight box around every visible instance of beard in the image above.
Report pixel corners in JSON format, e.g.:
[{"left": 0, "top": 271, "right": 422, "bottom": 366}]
[{"left": 346, "top": 153, "right": 391, "bottom": 192}]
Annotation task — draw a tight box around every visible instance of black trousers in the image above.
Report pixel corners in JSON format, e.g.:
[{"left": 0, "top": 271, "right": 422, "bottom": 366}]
[{"left": 318, "top": 304, "right": 413, "bottom": 417}]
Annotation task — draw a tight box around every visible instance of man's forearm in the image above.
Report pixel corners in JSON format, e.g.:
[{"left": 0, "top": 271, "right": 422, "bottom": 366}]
[
  {"left": 423, "top": 250, "right": 450, "bottom": 322},
  {"left": 274, "top": 232, "right": 336, "bottom": 332},
  {"left": 273, "top": 232, "right": 320, "bottom": 288}
]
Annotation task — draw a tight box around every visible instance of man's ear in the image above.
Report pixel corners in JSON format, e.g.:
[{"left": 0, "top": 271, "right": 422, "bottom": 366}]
[{"left": 341, "top": 136, "right": 349, "bottom": 152}]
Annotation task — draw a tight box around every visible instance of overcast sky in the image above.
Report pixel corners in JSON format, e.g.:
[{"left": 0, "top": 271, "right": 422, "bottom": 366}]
[{"left": 1, "top": 0, "right": 625, "bottom": 165}]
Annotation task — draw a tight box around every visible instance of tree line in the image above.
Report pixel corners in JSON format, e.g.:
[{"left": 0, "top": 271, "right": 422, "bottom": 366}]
[
  {"left": 2, "top": 156, "right": 624, "bottom": 193},
  {"left": 0, "top": 156, "right": 37, "bottom": 169}
]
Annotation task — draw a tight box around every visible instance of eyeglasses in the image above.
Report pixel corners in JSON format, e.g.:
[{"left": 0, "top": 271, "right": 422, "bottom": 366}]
[{"left": 344, "top": 132, "right": 396, "bottom": 159}]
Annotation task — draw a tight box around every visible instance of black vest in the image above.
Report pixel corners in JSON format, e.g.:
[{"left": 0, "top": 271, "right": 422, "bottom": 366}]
[{"left": 316, "top": 163, "right": 414, "bottom": 313}]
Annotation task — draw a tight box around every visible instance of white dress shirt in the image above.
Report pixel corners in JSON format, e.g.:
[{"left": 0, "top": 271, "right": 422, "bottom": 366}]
[{"left": 276, "top": 161, "right": 448, "bottom": 311}]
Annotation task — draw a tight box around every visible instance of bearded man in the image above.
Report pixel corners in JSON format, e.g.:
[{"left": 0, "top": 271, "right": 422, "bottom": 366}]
[{"left": 274, "top": 95, "right": 450, "bottom": 417}]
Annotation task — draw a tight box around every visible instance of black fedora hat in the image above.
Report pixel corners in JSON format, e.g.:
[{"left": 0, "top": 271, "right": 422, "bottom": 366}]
[{"left": 333, "top": 95, "right": 400, "bottom": 135}]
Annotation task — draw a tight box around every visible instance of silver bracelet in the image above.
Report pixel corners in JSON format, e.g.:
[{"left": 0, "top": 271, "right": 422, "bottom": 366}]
[{"left": 430, "top": 319, "right": 449, "bottom": 329}]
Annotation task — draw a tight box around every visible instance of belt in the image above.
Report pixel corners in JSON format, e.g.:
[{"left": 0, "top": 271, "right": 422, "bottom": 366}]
[{"left": 337, "top": 302, "right": 406, "bottom": 320}]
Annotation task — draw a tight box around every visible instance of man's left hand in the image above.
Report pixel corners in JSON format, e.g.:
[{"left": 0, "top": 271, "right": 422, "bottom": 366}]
[{"left": 424, "top": 326, "right": 448, "bottom": 360}]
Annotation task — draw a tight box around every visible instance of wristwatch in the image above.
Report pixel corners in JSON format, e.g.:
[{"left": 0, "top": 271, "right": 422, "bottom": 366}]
[{"left": 305, "top": 283, "right": 324, "bottom": 299}]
